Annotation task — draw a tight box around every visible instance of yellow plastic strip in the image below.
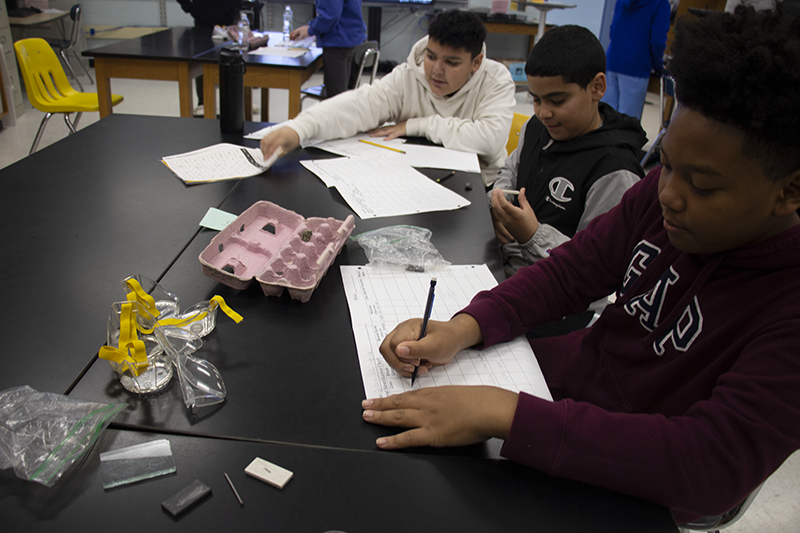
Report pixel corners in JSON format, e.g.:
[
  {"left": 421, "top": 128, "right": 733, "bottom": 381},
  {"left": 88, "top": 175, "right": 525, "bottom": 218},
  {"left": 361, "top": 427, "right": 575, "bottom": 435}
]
[
  {"left": 152, "top": 296, "right": 242, "bottom": 329},
  {"left": 124, "top": 278, "right": 161, "bottom": 318},
  {"left": 157, "top": 310, "right": 210, "bottom": 328},
  {"left": 210, "top": 295, "right": 244, "bottom": 323},
  {"left": 98, "top": 302, "right": 149, "bottom": 376},
  {"left": 122, "top": 294, "right": 243, "bottom": 336}
]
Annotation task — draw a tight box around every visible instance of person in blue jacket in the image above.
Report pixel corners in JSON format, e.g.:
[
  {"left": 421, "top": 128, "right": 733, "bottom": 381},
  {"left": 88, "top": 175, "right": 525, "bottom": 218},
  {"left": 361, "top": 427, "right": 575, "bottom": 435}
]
[
  {"left": 290, "top": 0, "right": 367, "bottom": 98},
  {"left": 601, "top": 0, "right": 670, "bottom": 120}
]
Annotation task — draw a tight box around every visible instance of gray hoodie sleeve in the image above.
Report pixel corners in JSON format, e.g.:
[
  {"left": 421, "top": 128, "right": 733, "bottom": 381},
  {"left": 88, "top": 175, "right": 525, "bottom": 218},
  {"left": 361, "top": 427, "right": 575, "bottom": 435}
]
[{"left": 487, "top": 120, "right": 528, "bottom": 206}]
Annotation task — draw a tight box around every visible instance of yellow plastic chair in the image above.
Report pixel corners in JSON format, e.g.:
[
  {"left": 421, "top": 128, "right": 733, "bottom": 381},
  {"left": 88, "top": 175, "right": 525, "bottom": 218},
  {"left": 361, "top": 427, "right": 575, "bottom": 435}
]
[
  {"left": 14, "top": 38, "right": 123, "bottom": 154},
  {"left": 506, "top": 112, "right": 530, "bottom": 155}
]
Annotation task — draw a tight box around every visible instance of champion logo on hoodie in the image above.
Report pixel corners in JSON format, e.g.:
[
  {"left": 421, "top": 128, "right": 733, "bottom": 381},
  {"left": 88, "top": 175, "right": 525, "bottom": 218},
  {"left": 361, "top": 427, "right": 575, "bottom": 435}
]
[
  {"left": 545, "top": 177, "right": 574, "bottom": 211},
  {"left": 548, "top": 177, "right": 574, "bottom": 203}
]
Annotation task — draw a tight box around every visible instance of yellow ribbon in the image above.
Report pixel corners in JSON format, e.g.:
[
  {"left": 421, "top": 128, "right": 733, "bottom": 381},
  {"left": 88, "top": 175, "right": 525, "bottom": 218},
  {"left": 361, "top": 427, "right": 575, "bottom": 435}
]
[
  {"left": 119, "top": 275, "right": 243, "bottom": 335},
  {"left": 210, "top": 295, "right": 244, "bottom": 323},
  {"left": 98, "top": 302, "right": 149, "bottom": 376},
  {"left": 152, "top": 295, "right": 243, "bottom": 327},
  {"left": 124, "top": 278, "right": 161, "bottom": 319},
  {"left": 125, "top": 287, "right": 243, "bottom": 335}
]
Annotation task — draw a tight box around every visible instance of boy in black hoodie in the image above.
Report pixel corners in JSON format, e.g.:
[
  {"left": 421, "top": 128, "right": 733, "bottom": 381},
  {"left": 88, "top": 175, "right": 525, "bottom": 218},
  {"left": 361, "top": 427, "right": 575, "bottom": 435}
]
[{"left": 491, "top": 25, "right": 647, "bottom": 278}]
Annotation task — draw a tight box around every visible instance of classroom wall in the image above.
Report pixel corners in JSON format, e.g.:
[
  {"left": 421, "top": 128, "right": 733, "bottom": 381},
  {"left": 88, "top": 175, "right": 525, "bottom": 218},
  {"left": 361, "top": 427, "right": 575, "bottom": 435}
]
[{"left": 65, "top": 0, "right": 608, "bottom": 66}]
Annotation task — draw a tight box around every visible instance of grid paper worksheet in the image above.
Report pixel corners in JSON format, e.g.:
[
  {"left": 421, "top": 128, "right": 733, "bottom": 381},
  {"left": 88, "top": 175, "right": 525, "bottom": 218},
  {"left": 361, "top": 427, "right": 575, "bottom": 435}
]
[
  {"left": 341, "top": 264, "right": 552, "bottom": 401},
  {"left": 301, "top": 156, "right": 470, "bottom": 219}
]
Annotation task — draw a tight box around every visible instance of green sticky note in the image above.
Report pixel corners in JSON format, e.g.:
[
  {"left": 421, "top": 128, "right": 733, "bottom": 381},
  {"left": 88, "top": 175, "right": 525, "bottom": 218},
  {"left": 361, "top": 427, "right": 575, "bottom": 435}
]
[{"left": 199, "top": 207, "right": 237, "bottom": 231}]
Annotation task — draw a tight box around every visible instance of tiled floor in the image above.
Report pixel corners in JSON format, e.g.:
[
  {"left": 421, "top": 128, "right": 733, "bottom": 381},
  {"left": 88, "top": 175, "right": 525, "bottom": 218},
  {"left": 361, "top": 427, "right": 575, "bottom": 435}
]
[{"left": 2, "top": 70, "right": 799, "bottom": 532}]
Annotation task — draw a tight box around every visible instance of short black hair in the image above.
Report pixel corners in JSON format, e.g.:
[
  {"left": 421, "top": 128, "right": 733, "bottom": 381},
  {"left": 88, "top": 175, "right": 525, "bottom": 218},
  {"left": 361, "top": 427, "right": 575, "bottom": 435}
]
[
  {"left": 670, "top": 6, "right": 800, "bottom": 181},
  {"left": 525, "top": 25, "right": 606, "bottom": 88},
  {"left": 427, "top": 10, "right": 486, "bottom": 59}
]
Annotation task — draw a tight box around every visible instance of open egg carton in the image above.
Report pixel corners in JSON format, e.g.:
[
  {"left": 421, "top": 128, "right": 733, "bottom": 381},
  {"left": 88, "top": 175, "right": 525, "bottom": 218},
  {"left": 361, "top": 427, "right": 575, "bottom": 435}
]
[{"left": 199, "top": 201, "right": 355, "bottom": 302}]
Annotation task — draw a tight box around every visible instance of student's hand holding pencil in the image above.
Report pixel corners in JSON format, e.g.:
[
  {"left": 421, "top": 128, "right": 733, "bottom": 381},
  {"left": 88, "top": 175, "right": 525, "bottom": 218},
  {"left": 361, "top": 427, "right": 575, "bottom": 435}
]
[
  {"left": 260, "top": 127, "right": 300, "bottom": 162},
  {"left": 490, "top": 187, "right": 540, "bottom": 244},
  {"left": 379, "top": 314, "right": 483, "bottom": 378}
]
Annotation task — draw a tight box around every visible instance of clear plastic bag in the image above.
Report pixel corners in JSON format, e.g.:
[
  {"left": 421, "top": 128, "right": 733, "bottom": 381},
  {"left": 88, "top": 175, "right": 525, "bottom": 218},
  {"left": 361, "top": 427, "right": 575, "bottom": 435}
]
[
  {"left": 352, "top": 225, "right": 450, "bottom": 272},
  {"left": 0, "top": 386, "right": 126, "bottom": 487}
]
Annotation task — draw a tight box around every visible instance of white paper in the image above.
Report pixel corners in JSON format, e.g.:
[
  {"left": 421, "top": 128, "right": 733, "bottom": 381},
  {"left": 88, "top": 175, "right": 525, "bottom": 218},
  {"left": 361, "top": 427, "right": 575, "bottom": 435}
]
[
  {"left": 401, "top": 143, "right": 481, "bottom": 173},
  {"left": 273, "top": 35, "right": 316, "bottom": 48},
  {"left": 310, "top": 133, "right": 481, "bottom": 173},
  {"left": 341, "top": 264, "right": 552, "bottom": 401},
  {"left": 307, "top": 134, "right": 408, "bottom": 158},
  {"left": 244, "top": 123, "right": 286, "bottom": 140},
  {"left": 161, "top": 143, "right": 281, "bottom": 184},
  {"left": 249, "top": 46, "right": 308, "bottom": 58},
  {"left": 301, "top": 156, "right": 470, "bottom": 219}
]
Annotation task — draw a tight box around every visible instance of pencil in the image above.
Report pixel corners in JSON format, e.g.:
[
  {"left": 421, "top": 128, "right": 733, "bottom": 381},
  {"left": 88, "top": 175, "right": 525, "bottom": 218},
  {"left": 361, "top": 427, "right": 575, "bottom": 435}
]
[
  {"left": 411, "top": 277, "right": 437, "bottom": 385},
  {"left": 436, "top": 171, "right": 456, "bottom": 183},
  {"left": 224, "top": 472, "right": 244, "bottom": 506},
  {"left": 359, "top": 139, "right": 406, "bottom": 154},
  {"left": 499, "top": 189, "right": 521, "bottom": 196}
]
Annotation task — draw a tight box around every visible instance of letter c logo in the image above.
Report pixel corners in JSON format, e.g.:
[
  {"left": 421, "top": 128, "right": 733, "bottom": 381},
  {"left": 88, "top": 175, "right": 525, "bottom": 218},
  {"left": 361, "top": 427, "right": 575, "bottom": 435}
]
[{"left": 549, "top": 177, "right": 574, "bottom": 203}]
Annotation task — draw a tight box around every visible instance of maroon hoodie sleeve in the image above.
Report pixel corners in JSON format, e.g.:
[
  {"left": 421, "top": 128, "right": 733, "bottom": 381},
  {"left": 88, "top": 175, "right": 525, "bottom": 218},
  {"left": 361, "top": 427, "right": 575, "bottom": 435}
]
[
  {"left": 462, "top": 166, "right": 657, "bottom": 348},
  {"left": 460, "top": 170, "right": 800, "bottom": 521}
]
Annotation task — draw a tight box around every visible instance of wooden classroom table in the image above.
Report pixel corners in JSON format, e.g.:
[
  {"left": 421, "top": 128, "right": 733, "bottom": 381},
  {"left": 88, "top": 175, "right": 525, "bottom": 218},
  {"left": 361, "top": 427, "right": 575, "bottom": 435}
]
[
  {"left": 9, "top": 10, "right": 68, "bottom": 39},
  {"left": 82, "top": 26, "right": 225, "bottom": 118},
  {"left": 483, "top": 19, "right": 542, "bottom": 55},
  {"left": 195, "top": 37, "right": 323, "bottom": 122}
]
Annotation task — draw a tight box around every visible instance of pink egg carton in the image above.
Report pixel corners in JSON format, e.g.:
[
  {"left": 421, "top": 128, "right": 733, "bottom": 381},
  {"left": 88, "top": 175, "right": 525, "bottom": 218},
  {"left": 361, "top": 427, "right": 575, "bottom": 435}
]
[{"left": 199, "top": 201, "right": 355, "bottom": 302}]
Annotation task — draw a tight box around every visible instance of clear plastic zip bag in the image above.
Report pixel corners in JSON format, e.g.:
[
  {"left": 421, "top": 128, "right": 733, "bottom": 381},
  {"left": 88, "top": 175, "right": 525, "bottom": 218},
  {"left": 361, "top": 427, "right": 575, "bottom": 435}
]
[
  {"left": 352, "top": 225, "right": 450, "bottom": 272},
  {"left": 0, "top": 386, "right": 126, "bottom": 487}
]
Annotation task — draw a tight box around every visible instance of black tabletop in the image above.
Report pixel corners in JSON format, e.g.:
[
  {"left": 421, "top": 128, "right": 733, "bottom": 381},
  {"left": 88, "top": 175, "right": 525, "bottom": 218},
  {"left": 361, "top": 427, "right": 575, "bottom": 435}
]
[
  {"left": 193, "top": 43, "right": 324, "bottom": 68},
  {"left": 82, "top": 26, "right": 228, "bottom": 61},
  {"left": 67, "top": 143, "right": 505, "bottom": 453},
  {"left": 0, "top": 114, "right": 257, "bottom": 394},
  {"left": 1, "top": 115, "right": 678, "bottom": 532},
  {"left": 1, "top": 429, "right": 678, "bottom": 532}
]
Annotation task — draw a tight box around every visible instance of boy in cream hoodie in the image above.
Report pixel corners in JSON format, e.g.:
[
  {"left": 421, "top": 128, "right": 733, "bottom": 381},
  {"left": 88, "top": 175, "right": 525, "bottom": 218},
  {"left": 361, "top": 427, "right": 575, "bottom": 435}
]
[{"left": 260, "top": 10, "right": 516, "bottom": 186}]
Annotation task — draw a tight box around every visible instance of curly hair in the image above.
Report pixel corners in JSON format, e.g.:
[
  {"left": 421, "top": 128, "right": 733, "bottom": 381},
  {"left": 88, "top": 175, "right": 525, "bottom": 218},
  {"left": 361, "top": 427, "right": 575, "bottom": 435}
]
[
  {"left": 428, "top": 10, "right": 487, "bottom": 59},
  {"left": 669, "top": 6, "right": 800, "bottom": 181},
  {"left": 525, "top": 25, "right": 606, "bottom": 88}
]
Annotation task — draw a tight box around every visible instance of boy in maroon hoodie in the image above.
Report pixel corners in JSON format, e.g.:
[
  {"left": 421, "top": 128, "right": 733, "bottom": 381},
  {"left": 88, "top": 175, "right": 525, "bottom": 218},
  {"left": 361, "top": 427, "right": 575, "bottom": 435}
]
[{"left": 363, "top": 6, "right": 800, "bottom": 524}]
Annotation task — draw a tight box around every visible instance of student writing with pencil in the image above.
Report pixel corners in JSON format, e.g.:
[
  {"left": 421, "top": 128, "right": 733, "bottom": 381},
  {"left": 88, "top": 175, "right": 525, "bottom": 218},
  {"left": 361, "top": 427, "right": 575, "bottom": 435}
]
[
  {"left": 260, "top": 10, "right": 516, "bottom": 187},
  {"left": 365, "top": 7, "right": 800, "bottom": 525}
]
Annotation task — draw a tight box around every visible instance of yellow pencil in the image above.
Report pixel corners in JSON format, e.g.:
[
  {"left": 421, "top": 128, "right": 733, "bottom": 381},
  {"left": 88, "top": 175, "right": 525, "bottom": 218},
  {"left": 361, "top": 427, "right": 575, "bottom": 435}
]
[{"left": 359, "top": 139, "right": 406, "bottom": 154}]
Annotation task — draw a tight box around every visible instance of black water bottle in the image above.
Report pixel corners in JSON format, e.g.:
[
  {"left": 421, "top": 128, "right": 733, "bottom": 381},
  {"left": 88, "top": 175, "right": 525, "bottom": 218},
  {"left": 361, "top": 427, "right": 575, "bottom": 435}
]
[{"left": 219, "top": 47, "right": 246, "bottom": 133}]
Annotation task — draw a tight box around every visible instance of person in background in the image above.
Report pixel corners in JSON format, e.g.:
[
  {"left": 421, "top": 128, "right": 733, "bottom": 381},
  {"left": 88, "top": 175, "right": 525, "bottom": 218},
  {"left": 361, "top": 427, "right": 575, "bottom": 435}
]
[
  {"left": 177, "top": 0, "right": 240, "bottom": 115},
  {"left": 289, "top": 0, "right": 366, "bottom": 98},
  {"left": 601, "top": 0, "right": 670, "bottom": 120},
  {"left": 260, "top": 10, "right": 515, "bottom": 187},
  {"left": 367, "top": 6, "right": 800, "bottom": 525}
]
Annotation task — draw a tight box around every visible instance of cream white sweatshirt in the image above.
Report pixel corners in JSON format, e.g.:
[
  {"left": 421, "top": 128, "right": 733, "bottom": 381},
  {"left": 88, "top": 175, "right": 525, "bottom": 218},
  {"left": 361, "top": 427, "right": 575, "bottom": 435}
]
[{"left": 286, "top": 36, "right": 516, "bottom": 185}]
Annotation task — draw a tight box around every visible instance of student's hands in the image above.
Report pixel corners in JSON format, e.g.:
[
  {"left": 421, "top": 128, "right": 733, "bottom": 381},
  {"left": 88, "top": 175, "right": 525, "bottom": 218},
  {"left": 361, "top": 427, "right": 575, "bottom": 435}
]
[
  {"left": 260, "top": 127, "right": 300, "bottom": 161},
  {"left": 379, "top": 314, "right": 482, "bottom": 378},
  {"left": 289, "top": 25, "right": 309, "bottom": 41},
  {"left": 491, "top": 208, "right": 516, "bottom": 244},
  {"left": 368, "top": 121, "right": 408, "bottom": 141},
  {"left": 490, "top": 187, "right": 540, "bottom": 244},
  {"left": 362, "top": 386, "right": 519, "bottom": 449}
]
